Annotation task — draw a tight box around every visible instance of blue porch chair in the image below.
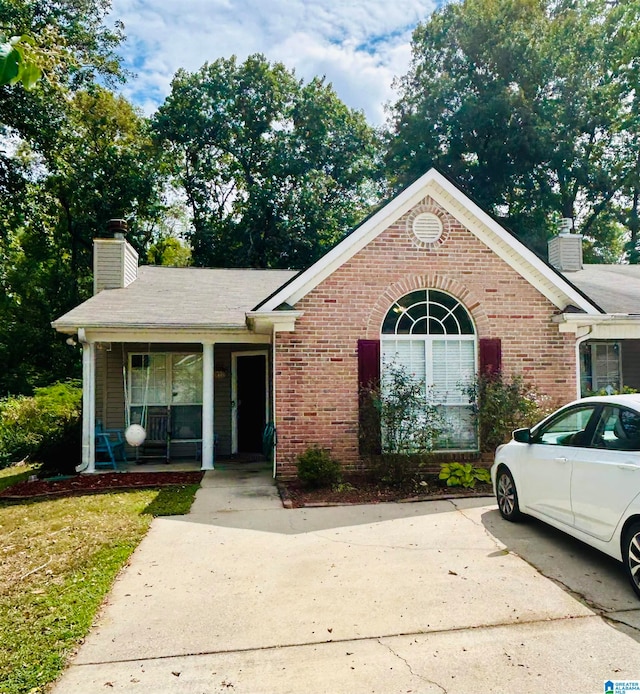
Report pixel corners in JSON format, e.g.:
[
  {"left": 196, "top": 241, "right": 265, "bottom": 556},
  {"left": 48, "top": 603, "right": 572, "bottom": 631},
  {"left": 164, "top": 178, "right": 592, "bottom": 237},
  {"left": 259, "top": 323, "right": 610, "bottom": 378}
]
[{"left": 95, "top": 421, "right": 127, "bottom": 469}]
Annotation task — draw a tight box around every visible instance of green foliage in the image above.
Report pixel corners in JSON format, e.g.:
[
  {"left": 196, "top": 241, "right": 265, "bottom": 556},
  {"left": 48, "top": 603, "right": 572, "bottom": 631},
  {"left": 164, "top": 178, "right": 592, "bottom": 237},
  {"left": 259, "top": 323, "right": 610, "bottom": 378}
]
[
  {"left": 466, "top": 372, "right": 553, "bottom": 454},
  {"left": 0, "top": 380, "right": 81, "bottom": 469},
  {"left": 386, "top": 0, "right": 640, "bottom": 261},
  {"left": 154, "top": 54, "right": 383, "bottom": 269},
  {"left": 379, "top": 362, "right": 446, "bottom": 455},
  {"left": 296, "top": 447, "right": 342, "bottom": 489},
  {"left": 142, "top": 484, "right": 201, "bottom": 516},
  {"left": 0, "top": 487, "right": 158, "bottom": 694},
  {"left": 359, "top": 362, "right": 448, "bottom": 486},
  {"left": 585, "top": 385, "right": 638, "bottom": 397},
  {"left": 0, "top": 33, "right": 42, "bottom": 89},
  {"left": 0, "top": 85, "right": 167, "bottom": 395},
  {"left": 0, "top": 462, "right": 35, "bottom": 492},
  {"left": 0, "top": 4, "right": 151, "bottom": 396},
  {"left": 147, "top": 235, "right": 192, "bottom": 267},
  {"left": 439, "top": 462, "right": 491, "bottom": 489}
]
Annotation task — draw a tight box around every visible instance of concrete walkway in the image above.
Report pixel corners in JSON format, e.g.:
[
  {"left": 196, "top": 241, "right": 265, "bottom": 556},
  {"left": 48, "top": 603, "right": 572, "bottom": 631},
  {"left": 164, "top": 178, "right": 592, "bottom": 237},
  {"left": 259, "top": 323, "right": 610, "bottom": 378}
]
[{"left": 52, "top": 464, "right": 640, "bottom": 693}]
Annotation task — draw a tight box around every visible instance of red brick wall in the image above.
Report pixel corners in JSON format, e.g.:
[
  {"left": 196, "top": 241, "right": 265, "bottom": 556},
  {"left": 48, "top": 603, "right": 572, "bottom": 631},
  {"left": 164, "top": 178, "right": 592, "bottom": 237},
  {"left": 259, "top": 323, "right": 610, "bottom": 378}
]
[{"left": 274, "top": 196, "right": 576, "bottom": 478}]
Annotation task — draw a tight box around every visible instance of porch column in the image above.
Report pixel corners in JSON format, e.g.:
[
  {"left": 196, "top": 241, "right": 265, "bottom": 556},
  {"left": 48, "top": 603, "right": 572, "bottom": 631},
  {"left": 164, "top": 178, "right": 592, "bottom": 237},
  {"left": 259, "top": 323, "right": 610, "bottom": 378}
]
[
  {"left": 80, "top": 336, "right": 96, "bottom": 473},
  {"left": 201, "top": 342, "right": 215, "bottom": 470}
]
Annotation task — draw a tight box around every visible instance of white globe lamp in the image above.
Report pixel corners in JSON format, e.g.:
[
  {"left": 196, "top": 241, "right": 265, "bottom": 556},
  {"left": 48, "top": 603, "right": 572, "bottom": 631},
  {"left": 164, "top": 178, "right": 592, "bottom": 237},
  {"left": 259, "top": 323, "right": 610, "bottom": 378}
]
[{"left": 125, "top": 424, "right": 146, "bottom": 447}]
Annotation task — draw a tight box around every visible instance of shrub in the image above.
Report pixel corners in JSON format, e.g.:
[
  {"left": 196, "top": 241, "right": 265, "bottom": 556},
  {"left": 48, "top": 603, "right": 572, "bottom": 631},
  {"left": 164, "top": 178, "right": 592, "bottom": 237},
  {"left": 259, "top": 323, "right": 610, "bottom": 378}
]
[
  {"left": 378, "top": 362, "right": 446, "bottom": 454},
  {"left": 0, "top": 380, "right": 82, "bottom": 473},
  {"left": 296, "top": 447, "right": 342, "bottom": 489},
  {"left": 360, "top": 362, "right": 447, "bottom": 486},
  {"left": 465, "top": 372, "right": 554, "bottom": 454},
  {"left": 439, "top": 462, "right": 491, "bottom": 489}
]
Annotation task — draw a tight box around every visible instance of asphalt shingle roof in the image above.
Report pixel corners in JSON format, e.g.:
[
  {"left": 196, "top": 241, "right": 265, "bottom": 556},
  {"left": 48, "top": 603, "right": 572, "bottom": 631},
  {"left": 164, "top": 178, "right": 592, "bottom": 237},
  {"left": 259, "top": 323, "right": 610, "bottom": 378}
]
[
  {"left": 52, "top": 266, "right": 299, "bottom": 330},
  {"left": 562, "top": 265, "right": 640, "bottom": 315}
]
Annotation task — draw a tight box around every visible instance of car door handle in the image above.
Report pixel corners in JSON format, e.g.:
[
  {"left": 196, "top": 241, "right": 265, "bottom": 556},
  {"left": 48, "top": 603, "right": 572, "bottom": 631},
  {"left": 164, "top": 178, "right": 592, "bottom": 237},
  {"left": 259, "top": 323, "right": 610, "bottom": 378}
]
[
  {"left": 554, "top": 457, "right": 569, "bottom": 463},
  {"left": 616, "top": 463, "right": 639, "bottom": 471}
]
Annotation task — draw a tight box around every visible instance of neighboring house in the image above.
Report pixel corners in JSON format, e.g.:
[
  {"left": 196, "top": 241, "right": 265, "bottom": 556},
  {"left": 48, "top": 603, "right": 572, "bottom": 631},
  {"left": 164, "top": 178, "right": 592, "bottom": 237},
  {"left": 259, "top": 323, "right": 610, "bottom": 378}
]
[{"left": 52, "top": 168, "right": 640, "bottom": 477}]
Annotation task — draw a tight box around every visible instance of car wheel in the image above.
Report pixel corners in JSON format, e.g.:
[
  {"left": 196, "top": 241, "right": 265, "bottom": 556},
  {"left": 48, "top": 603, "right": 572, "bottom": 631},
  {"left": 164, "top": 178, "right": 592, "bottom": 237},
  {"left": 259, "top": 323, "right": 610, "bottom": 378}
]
[
  {"left": 623, "top": 521, "right": 640, "bottom": 599},
  {"left": 496, "top": 467, "right": 522, "bottom": 522}
]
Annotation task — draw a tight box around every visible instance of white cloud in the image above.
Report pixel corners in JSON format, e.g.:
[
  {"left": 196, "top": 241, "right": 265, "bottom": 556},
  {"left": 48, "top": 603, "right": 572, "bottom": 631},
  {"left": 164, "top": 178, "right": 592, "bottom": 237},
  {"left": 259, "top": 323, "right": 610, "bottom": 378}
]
[{"left": 108, "top": 0, "right": 442, "bottom": 125}]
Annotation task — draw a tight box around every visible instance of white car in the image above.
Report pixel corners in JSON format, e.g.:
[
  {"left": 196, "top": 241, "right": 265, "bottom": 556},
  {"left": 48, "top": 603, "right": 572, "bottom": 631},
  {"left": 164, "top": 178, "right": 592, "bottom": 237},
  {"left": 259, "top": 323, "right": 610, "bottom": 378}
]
[{"left": 491, "top": 394, "right": 640, "bottom": 598}]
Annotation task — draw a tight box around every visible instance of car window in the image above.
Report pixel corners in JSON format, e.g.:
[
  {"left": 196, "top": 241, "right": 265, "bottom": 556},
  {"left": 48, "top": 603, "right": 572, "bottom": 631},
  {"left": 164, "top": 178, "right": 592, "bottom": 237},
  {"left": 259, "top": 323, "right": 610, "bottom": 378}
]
[
  {"left": 593, "top": 406, "right": 640, "bottom": 451},
  {"left": 533, "top": 405, "right": 598, "bottom": 446}
]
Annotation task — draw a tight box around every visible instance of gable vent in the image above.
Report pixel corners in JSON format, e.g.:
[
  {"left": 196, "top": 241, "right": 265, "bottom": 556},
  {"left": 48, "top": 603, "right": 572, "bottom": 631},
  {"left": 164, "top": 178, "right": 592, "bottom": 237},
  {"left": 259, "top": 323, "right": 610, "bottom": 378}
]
[{"left": 412, "top": 212, "right": 443, "bottom": 244}]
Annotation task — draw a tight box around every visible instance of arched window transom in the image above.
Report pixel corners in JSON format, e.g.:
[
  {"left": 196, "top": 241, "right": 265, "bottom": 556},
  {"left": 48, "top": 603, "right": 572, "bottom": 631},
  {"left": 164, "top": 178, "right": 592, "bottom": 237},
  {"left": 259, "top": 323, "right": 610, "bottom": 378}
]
[{"left": 382, "top": 290, "right": 475, "bottom": 336}]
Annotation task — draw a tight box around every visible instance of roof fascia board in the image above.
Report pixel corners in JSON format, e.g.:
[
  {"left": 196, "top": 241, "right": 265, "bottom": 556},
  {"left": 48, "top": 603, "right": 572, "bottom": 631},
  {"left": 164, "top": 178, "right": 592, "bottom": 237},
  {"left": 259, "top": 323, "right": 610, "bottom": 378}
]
[
  {"left": 258, "top": 168, "right": 600, "bottom": 315},
  {"left": 554, "top": 313, "right": 640, "bottom": 338},
  {"left": 71, "top": 328, "right": 272, "bottom": 344},
  {"left": 246, "top": 310, "right": 303, "bottom": 334}
]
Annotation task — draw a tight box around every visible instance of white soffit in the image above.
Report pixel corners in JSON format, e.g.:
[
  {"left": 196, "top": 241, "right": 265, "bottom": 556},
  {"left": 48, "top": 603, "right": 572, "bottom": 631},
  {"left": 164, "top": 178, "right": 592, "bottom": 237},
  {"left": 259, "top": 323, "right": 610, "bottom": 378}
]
[{"left": 258, "top": 169, "right": 600, "bottom": 314}]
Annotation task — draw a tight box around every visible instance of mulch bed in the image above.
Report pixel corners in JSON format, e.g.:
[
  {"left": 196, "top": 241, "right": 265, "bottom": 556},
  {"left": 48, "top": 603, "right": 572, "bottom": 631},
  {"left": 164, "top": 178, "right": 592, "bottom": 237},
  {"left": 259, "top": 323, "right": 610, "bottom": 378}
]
[
  {"left": 0, "top": 471, "right": 204, "bottom": 500},
  {"left": 1, "top": 470, "right": 494, "bottom": 507},
  {"left": 278, "top": 479, "right": 494, "bottom": 508}
]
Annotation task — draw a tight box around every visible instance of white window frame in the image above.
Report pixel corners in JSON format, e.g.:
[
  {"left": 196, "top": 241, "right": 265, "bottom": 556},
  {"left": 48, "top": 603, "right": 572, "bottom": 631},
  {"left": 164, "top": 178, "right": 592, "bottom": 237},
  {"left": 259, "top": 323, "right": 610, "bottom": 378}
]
[{"left": 591, "top": 342, "right": 621, "bottom": 393}]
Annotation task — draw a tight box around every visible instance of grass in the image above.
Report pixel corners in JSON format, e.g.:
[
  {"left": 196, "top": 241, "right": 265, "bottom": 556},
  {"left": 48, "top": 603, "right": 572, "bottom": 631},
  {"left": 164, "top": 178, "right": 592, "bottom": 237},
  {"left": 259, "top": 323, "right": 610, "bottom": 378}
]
[{"left": 0, "top": 464, "right": 200, "bottom": 694}]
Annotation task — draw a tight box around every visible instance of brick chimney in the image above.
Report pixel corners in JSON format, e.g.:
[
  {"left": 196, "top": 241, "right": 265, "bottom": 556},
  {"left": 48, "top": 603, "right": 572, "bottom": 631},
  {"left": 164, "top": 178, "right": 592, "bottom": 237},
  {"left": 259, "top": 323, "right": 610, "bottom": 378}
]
[
  {"left": 93, "top": 219, "right": 139, "bottom": 294},
  {"left": 548, "top": 218, "right": 583, "bottom": 272}
]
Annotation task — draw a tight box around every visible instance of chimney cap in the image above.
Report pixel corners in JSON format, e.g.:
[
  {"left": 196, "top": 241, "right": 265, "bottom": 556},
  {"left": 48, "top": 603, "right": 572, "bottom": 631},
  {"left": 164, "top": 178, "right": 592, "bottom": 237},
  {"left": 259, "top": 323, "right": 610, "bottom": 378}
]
[
  {"left": 558, "top": 217, "right": 574, "bottom": 235},
  {"left": 106, "top": 219, "right": 128, "bottom": 237}
]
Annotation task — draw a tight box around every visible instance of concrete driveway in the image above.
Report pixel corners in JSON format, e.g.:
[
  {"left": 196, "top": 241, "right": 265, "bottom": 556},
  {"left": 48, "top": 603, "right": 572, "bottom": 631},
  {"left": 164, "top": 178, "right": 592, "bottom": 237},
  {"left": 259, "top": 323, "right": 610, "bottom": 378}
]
[{"left": 52, "top": 464, "right": 640, "bottom": 693}]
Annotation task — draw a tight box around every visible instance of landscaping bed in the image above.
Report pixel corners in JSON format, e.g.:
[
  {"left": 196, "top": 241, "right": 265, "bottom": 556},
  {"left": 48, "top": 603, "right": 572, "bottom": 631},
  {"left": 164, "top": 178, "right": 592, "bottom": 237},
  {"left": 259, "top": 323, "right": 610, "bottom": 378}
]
[
  {"left": 0, "top": 470, "right": 204, "bottom": 499},
  {"left": 278, "top": 477, "right": 494, "bottom": 508}
]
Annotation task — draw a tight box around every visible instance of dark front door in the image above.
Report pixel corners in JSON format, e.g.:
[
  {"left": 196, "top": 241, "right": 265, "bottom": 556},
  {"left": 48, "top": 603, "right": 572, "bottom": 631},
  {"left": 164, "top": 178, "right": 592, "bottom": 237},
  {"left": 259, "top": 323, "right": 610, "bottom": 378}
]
[{"left": 236, "top": 354, "right": 267, "bottom": 453}]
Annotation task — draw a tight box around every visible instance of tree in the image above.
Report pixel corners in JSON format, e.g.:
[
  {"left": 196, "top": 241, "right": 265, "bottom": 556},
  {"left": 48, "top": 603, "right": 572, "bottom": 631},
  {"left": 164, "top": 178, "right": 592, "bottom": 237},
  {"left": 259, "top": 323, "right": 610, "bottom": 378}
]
[
  {"left": 386, "top": 0, "right": 639, "bottom": 259},
  {"left": 0, "top": 86, "right": 167, "bottom": 395},
  {"left": 153, "top": 54, "right": 382, "bottom": 269},
  {"left": 147, "top": 236, "right": 192, "bottom": 267}
]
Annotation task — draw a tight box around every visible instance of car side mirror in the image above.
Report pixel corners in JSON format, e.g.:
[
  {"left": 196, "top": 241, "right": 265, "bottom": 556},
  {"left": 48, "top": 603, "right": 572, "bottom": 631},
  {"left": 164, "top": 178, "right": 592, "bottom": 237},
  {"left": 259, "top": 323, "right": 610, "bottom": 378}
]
[{"left": 512, "top": 428, "right": 531, "bottom": 443}]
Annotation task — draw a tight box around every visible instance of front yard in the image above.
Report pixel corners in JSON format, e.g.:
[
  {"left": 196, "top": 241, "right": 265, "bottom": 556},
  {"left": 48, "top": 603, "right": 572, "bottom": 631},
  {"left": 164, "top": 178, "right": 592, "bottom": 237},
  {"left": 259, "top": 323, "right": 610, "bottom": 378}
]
[{"left": 0, "top": 464, "right": 201, "bottom": 694}]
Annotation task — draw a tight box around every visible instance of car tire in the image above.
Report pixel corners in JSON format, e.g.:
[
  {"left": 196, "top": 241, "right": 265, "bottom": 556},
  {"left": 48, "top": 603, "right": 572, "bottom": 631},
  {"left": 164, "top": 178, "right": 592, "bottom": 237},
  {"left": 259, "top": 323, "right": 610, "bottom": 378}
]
[
  {"left": 623, "top": 521, "right": 640, "bottom": 599},
  {"left": 496, "top": 467, "right": 522, "bottom": 522}
]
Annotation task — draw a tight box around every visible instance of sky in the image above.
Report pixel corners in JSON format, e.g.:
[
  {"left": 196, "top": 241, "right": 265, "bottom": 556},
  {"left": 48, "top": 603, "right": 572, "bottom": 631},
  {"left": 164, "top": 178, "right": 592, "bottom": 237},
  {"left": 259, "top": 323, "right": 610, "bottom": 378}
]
[{"left": 108, "top": 0, "right": 446, "bottom": 126}]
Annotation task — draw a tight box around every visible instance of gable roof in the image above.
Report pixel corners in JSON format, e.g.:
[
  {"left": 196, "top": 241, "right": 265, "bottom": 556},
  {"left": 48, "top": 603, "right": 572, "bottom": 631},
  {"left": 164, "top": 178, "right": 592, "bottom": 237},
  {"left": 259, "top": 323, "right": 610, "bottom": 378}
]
[
  {"left": 255, "top": 168, "right": 602, "bottom": 315},
  {"left": 52, "top": 266, "right": 298, "bottom": 333}
]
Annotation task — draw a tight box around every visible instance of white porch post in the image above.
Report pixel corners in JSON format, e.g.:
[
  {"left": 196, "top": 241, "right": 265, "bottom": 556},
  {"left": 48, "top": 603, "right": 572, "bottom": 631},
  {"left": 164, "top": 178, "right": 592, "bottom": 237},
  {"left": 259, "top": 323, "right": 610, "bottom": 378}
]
[
  {"left": 201, "top": 342, "right": 215, "bottom": 470},
  {"left": 80, "top": 336, "right": 96, "bottom": 473}
]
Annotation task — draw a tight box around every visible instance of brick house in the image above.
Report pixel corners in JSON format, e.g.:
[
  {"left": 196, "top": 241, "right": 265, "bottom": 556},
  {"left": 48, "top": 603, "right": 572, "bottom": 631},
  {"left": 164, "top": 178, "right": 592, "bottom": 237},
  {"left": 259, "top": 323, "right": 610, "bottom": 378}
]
[{"left": 52, "top": 168, "right": 640, "bottom": 476}]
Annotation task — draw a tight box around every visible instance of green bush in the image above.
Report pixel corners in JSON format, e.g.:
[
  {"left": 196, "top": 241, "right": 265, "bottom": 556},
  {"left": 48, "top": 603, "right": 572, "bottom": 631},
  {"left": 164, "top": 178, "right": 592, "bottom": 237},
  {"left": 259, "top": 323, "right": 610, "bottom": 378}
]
[
  {"left": 465, "top": 372, "right": 554, "bottom": 454},
  {"left": 439, "top": 462, "right": 491, "bottom": 489},
  {"left": 296, "top": 447, "right": 342, "bottom": 489},
  {"left": 0, "top": 380, "right": 82, "bottom": 472}
]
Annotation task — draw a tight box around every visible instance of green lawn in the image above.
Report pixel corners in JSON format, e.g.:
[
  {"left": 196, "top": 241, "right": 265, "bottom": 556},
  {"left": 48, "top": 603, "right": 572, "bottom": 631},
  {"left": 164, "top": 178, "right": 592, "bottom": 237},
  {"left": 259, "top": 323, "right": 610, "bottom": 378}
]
[{"left": 0, "top": 464, "right": 200, "bottom": 694}]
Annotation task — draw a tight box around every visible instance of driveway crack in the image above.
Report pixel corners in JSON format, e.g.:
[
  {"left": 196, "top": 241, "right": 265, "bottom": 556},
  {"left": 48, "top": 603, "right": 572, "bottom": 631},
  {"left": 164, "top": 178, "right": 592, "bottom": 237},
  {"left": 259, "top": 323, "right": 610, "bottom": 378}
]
[{"left": 377, "top": 639, "right": 447, "bottom": 694}]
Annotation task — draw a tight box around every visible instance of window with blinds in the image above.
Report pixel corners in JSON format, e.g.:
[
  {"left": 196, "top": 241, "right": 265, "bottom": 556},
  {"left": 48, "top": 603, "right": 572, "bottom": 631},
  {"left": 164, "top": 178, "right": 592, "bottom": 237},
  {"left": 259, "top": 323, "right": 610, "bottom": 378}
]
[{"left": 381, "top": 290, "right": 477, "bottom": 450}]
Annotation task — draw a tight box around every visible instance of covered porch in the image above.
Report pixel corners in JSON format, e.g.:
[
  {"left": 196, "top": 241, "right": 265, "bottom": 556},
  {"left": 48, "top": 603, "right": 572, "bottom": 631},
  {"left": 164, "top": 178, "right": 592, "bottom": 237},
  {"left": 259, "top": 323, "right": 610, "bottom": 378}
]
[
  {"left": 50, "top": 229, "right": 300, "bottom": 475},
  {"left": 79, "top": 329, "right": 276, "bottom": 473}
]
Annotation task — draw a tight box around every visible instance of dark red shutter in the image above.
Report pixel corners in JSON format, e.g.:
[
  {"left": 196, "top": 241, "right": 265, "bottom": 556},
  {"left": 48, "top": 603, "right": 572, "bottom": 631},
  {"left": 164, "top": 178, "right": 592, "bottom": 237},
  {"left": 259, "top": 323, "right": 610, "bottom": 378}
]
[
  {"left": 479, "top": 338, "right": 502, "bottom": 375},
  {"left": 358, "top": 339, "right": 380, "bottom": 391},
  {"left": 358, "top": 339, "right": 381, "bottom": 455}
]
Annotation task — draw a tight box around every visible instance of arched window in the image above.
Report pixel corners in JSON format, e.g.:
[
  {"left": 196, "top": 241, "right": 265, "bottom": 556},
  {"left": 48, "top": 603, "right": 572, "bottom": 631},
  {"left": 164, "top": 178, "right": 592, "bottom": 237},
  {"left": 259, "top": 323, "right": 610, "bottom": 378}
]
[{"left": 381, "top": 289, "right": 477, "bottom": 451}]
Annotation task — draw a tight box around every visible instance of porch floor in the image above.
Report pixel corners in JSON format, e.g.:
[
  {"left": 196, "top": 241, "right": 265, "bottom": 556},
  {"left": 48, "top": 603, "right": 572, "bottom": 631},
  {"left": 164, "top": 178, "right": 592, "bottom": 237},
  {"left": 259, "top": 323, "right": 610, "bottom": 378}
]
[{"left": 99, "top": 454, "right": 268, "bottom": 474}]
